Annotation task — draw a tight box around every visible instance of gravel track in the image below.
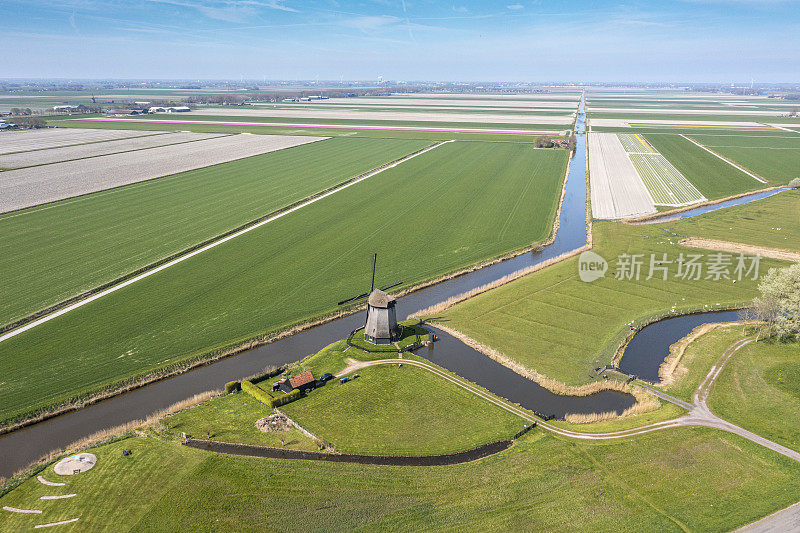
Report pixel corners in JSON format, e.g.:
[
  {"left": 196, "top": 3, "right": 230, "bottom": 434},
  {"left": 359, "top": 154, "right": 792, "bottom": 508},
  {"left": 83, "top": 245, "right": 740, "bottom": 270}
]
[
  {"left": 0, "top": 131, "right": 225, "bottom": 168},
  {"left": 589, "top": 132, "right": 656, "bottom": 219},
  {"left": 0, "top": 128, "right": 167, "bottom": 154},
  {"left": 0, "top": 133, "right": 323, "bottom": 213},
  {"left": 193, "top": 108, "right": 575, "bottom": 124}
]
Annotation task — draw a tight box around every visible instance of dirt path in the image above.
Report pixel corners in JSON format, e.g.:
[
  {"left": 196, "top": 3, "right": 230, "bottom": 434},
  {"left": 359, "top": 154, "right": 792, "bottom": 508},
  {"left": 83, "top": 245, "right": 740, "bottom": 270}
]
[{"left": 679, "top": 237, "right": 800, "bottom": 262}]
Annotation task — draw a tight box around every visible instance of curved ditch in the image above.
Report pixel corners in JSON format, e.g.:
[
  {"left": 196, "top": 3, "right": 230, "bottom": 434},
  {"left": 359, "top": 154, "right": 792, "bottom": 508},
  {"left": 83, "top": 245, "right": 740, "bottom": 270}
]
[
  {"left": 0, "top": 95, "right": 633, "bottom": 477},
  {"left": 618, "top": 310, "right": 741, "bottom": 382}
]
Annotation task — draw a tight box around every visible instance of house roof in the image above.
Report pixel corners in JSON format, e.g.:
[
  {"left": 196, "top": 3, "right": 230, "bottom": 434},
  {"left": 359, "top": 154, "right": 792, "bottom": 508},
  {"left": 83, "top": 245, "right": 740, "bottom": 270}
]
[
  {"left": 368, "top": 289, "right": 395, "bottom": 308},
  {"left": 289, "top": 370, "right": 315, "bottom": 388}
]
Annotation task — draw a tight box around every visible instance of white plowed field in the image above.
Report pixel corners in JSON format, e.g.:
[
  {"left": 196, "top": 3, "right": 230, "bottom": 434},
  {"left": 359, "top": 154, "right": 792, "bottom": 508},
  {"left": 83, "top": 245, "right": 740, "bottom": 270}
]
[
  {"left": 588, "top": 108, "right": 788, "bottom": 116},
  {"left": 0, "top": 129, "right": 167, "bottom": 154},
  {"left": 194, "top": 108, "right": 575, "bottom": 125},
  {"left": 303, "top": 97, "right": 578, "bottom": 108},
  {"left": 0, "top": 133, "right": 323, "bottom": 213},
  {"left": 589, "top": 132, "right": 656, "bottom": 219},
  {"left": 0, "top": 131, "right": 225, "bottom": 168},
  {"left": 589, "top": 118, "right": 770, "bottom": 129}
]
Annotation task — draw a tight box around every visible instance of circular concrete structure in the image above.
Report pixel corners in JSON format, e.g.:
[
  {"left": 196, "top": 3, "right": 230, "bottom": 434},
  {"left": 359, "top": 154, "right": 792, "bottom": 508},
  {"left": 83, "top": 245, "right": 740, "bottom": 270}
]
[{"left": 54, "top": 453, "right": 97, "bottom": 475}]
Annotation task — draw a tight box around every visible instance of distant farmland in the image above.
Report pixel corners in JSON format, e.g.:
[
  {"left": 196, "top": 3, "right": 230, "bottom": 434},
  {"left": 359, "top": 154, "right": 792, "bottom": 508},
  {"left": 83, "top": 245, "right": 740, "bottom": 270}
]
[
  {"left": 0, "top": 133, "right": 324, "bottom": 213},
  {"left": 0, "top": 136, "right": 431, "bottom": 328},
  {"left": 0, "top": 141, "right": 569, "bottom": 426}
]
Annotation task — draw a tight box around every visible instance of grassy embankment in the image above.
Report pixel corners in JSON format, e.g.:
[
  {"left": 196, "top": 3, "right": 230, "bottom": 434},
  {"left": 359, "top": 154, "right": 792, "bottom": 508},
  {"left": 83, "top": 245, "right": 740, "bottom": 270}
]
[
  {"left": 3, "top": 427, "right": 800, "bottom": 531},
  {"left": 435, "top": 221, "right": 784, "bottom": 388},
  {"left": 0, "top": 137, "right": 431, "bottom": 328},
  {"left": 707, "top": 335, "right": 800, "bottom": 453},
  {"left": 686, "top": 134, "right": 800, "bottom": 185},
  {"left": 0, "top": 142, "right": 568, "bottom": 427},
  {"left": 51, "top": 118, "right": 563, "bottom": 143},
  {"left": 669, "top": 188, "right": 800, "bottom": 253}
]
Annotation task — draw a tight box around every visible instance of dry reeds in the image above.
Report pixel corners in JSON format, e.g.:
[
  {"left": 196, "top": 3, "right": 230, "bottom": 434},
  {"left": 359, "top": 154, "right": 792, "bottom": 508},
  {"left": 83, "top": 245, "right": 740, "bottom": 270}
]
[
  {"left": 563, "top": 385, "right": 660, "bottom": 424},
  {"left": 658, "top": 322, "right": 747, "bottom": 385}
]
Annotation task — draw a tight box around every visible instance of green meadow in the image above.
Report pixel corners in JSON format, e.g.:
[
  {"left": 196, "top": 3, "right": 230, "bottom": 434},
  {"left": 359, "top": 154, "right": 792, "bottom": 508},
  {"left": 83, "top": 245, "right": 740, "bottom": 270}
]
[
  {"left": 708, "top": 335, "right": 800, "bottom": 453},
  {"left": 0, "top": 137, "right": 431, "bottom": 328},
  {"left": 0, "top": 141, "right": 568, "bottom": 427},
  {"left": 437, "top": 221, "right": 783, "bottom": 387},
  {"left": 3, "top": 427, "right": 800, "bottom": 532},
  {"left": 670, "top": 189, "right": 800, "bottom": 252}
]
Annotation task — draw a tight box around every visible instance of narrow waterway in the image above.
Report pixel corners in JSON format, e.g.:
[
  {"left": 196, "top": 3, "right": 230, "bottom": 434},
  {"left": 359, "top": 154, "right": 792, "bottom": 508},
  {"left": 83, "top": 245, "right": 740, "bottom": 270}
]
[
  {"left": 0, "top": 94, "right": 627, "bottom": 477},
  {"left": 618, "top": 310, "right": 741, "bottom": 382},
  {"left": 632, "top": 188, "right": 789, "bottom": 224}
]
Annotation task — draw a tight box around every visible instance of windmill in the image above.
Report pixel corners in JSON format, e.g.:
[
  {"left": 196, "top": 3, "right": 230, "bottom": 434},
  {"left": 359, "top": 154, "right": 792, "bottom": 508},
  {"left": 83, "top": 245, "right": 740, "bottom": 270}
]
[{"left": 338, "top": 254, "right": 402, "bottom": 345}]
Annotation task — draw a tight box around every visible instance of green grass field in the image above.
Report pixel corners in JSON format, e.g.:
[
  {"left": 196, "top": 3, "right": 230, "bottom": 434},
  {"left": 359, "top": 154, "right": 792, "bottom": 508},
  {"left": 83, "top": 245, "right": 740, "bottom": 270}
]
[
  {"left": 0, "top": 141, "right": 568, "bottom": 427},
  {"left": 708, "top": 336, "right": 800, "bottom": 453},
  {"left": 645, "top": 134, "right": 770, "bottom": 197},
  {"left": 670, "top": 189, "right": 800, "bottom": 252},
  {"left": 162, "top": 392, "right": 318, "bottom": 450},
  {"left": 437, "top": 221, "right": 783, "bottom": 387},
  {"left": 3, "top": 427, "right": 800, "bottom": 531},
  {"left": 0, "top": 137, "right": 431, "bottom": 328},
  {"left": 278, "top": 336, "right": 525, "bottom": 455},
  {"left": 686, "top": 134, "right": 800, "bottom": 184}
]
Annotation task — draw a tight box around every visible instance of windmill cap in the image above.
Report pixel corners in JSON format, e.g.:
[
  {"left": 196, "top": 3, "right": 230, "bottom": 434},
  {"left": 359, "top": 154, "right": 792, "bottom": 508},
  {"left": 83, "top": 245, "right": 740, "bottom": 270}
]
[{"left": 368, "top": 289, "right": 395, "bottom": 307}]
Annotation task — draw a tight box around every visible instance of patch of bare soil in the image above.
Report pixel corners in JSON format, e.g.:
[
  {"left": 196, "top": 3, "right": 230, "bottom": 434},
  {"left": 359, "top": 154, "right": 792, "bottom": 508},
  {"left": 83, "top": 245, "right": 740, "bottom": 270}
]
[{"left": 256, "top": 413, "right": 291, "bottom": 433}]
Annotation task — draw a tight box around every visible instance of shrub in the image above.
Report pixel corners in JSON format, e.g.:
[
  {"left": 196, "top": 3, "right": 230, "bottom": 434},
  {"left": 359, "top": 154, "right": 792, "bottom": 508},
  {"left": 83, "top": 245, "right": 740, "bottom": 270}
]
[
  {"left": 789, "top": 177, "right": 800, "bottom": 189},
  {"left": 224, "top": 381, "right": 240, "bottom": 393},
  {"left": 272, "top": 389, "right": 302, "bottom": 407},
  {"left": 241, "top": 380, "right": 273, "bottom": 405}
]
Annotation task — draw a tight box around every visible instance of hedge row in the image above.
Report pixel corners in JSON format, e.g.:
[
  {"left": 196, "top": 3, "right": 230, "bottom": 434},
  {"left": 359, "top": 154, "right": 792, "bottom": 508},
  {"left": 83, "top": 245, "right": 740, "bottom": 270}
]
[
  {"left": 241, "top": 380, "right": 273, "bottom": 405},
  {"left": 241, "top": 380, "right": 302, "bottom": 408},
  {"left": 225, "top": 381, "right": 240, "bottom": 393},
  {"left": 273, "top": 389, "right": 301, "bottom": 407}
]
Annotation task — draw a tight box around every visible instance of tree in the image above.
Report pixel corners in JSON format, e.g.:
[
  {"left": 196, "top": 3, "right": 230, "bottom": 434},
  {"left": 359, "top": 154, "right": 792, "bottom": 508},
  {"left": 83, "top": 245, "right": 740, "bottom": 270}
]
[
  {"left": 534, "top": 135, "right": 554, "bottom": 148},
  {"left": 747, "top": 263, "right": 800, "bottom": 342},
  {"left": 790, "top": 177, "right": 800, "bottom": 189}
]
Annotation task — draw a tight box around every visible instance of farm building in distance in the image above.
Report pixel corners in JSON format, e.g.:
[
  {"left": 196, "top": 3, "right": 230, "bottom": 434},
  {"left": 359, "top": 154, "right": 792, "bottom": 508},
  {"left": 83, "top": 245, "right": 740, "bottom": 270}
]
[{"left": 148, "top": 106, "right": 191, "bottom": 113}]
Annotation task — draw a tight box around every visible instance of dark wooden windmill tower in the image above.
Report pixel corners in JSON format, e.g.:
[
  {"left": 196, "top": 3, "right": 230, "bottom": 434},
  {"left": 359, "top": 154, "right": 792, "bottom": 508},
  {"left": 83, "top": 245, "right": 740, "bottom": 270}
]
[{"left": 338, "top": 254, "right": 401, "bottom": 345}]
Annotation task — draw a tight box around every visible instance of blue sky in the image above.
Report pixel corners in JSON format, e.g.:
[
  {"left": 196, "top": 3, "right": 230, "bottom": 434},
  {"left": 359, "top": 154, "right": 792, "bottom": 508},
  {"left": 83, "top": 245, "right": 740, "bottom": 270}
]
[{"left": 2, "top": 0, "right": 799, "bottom": 82}]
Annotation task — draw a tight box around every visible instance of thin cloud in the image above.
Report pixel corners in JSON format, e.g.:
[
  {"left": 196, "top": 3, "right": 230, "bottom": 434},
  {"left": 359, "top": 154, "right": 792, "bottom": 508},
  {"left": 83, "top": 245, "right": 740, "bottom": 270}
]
[{"left": 507, "top": 4, "right": 524, "bottom": 10}]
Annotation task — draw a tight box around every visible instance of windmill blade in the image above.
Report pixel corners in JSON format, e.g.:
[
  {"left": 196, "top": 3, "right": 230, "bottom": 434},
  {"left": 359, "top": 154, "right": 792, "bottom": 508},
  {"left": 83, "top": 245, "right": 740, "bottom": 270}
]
[
  {"left": 380, "top": 281, "right": 402, "bottom": 292},
  {"left": 337, "top": 292, "right": 370, "bottom": 306}
]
